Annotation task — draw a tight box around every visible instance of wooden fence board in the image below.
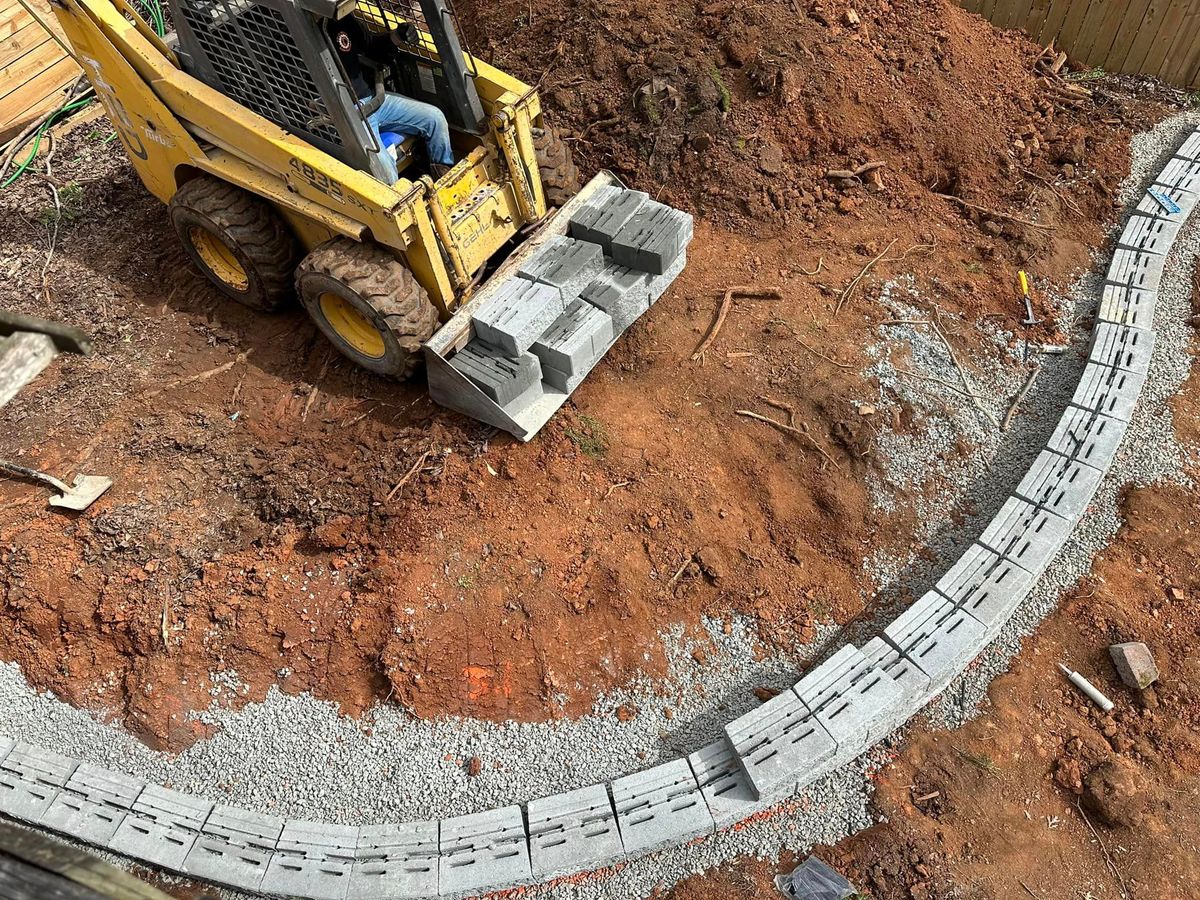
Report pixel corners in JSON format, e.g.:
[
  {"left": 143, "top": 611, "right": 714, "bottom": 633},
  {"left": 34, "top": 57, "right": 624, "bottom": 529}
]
[
  {"left": 0, "top": 0, "right": 80, "bottom": 143},
  {"left": 970, "top": 0, "right": 1200, "bottom": 87}
]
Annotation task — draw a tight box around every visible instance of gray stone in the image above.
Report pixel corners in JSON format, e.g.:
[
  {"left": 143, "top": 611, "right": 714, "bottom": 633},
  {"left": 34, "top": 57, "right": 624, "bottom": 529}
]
[
  {"left": 1071, "top": 362, "right": 1147, "bottom": 422},
  {"left": 527, "top": 783, "right": 624, "bottom": 880},
  {"left": 610, "top": 758, "right": 714, "bottom": 856},
  {"left": 519, "top": 236, "right": 606, "bottom": 302},
  {"left": 472, "top": 277, "right": 565, "bottom": 356},
  {"left": 439, "top": 805, "right": 531, "bottom": 899},
  {"left": 934, "top": 543, "right": 1035, "bottom": 633},
  {"left": 1098, "top": 283, "right": 1156, "bottom": 329},
  {"left": 448, "top": 340, "right": 542, "bottom": 408},
  {"left": 1047, "top": 406, "right": 1129, "bottom": 473},
  {"left": 685, "top": 740, "right": 759, "bottom": 829},
  {"left": 0, "top": 743, "right": 77, "bottom": 823},
  {"left": 724, "top": 690, "right": 837, "bottom": 800},
  {"left": 531, "top": 299, "right": 614, "bottom": 393},
  {"left": 569, "top": 187, "right": 649, "bottom": 254},
  {"left": 977, "top": 497, "right": 1073, "bottom": 576},
  {"left": 108, "top": 784, "right": 212, "bottom": 872},
  {"left": 183, "top": 804, "right": 284, "bottom": 893},
  {"left": 611, "top": 202, "right": 692, "bottom": 275},
  {"left": 349, "top": 821, "right": 439, "bottom": 900},
  {"left": 1089, "top": 323, "right": 1156, "bottom": 375},
  {"left": 41, "top": 763, "right": 143, "bottom": 846},
  {"left": 1014, "top": 449, "right": 1104, "bottom": 521},
  {"left": 581, "top": 264, "right": 652, "bottom": 333},
  {"left": 261, "top": 820, "right": 358, "bottom": 900},
  {"left": 1109, "top": 642, "right": 1160, "bottom": 690}
]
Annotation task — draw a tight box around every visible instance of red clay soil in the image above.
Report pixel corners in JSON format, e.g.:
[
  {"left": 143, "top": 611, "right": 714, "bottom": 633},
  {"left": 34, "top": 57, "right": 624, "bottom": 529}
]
[
  {"left": 665, "top": 283, "right": 1200, "bottom": 900},
  {"left": 0, "top": 0, "right": 1174, "bottom": 751}
]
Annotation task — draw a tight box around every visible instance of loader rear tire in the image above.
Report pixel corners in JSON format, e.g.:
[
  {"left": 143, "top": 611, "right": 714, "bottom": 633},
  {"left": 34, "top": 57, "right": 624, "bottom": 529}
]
[
  {"left": 169, "top": 176, "right": 299, "bottom": 311},
  {"left": 532, "top": 124, "right": 580, "bottom": 209},
  {"left": 296, "top": 239, "right": 439, "bottom": 380}
]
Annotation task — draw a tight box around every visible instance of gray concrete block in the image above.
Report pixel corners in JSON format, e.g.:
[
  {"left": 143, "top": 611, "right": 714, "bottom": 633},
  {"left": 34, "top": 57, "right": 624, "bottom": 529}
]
[
  {"left": 724, "top": 689, "right": 837, "bottom": 800},
  {"left": 860, "top": 636, "right": 930, "bottom": 728},
  {"left": 581, "top": 264, "right": 652, "bottom": 333},
  {"left": 262, "top": 820, "right": 358, "bottom": 900},
  {"left": 1135, "top": 187, "right": 1191, "bottom": 220},
  {"left": 569, "top": 187, "right": 650, "bottom": 254},
  {"left": 1098, "top": 283, "right": 1156, "bottom": 329},
  {"left": 648, "top": 250, "right": 687, "bottom": 304},
  {"left": 439, "top": 805, "right": 531, "bottom": 899},
  {"left": 449, "top": 340, "right": 543, "bottom": 409},
  {"left": 532, "top": 299, "right": 614, "bottom": 393},
  {"left": 1014, "top": 449, "right": 1104, "bottom": 522},
  {"left": 1119, "top": 214, "right": 1179, "bottom": 256},
  {"left": 519, "top": 235, "right": 606, "bottom": 302},
  {"left": 795, "top": 646, "right": 904, "bottom": 749},
  {"left": 1109, "top": 642, "right": 1159, "bottom": 690},
  {"left": 1089, "top": 323, "right": 1156, "bottom": 375},
  {"left": 472, "top": 277, "right": 565, "bottom": 356},
  {"left": 1070, "top": 362, "right": 1147, "bottom": 423},
  {"left": 0, "top": 743, "right": 77, "bottom": 823},
  {"left": 934, "top": 542, "right": 1034, "bottom": 633},
  {"left": 0, "top": 738, "right": 13, "bottom": 765},
  {"left": 610, "top": 758, "right": 714, "bottom": 856},
  {"left": 1177, "top": 130, "right": 1200, "bottom": 160},
  {"left": 611, "top": 202, "right": 692, "bottom": 275},
  {"left": 108, "top": 784, "right": 212, "bottom": 872},
  {"left": 41, "top": 763, "right": 142, "bottom": 846},
  {"left": 686, "top": 740, "right": 760, "bottom": 829},
  {"left": 1107, "top": 247, "right": 1165, "bottom": 292},
  {"left": 349, "top": 821, "right": 439, "bottom": 900},
  {"left": 977, "top": 496, "right": 1073, "bottom": 576},
  {"left": 183, "top": 804, "right": 284, "bottom": 893},
  {"left": 883, "top": 590, "right": 948, "bottom": 645},
  {"left": 1157, "top": 156, "right": 1200, "bottom": 192},
  {"left": 887, "top": 607, "right": 989, "bottom": 693},
  {"left": 527, "top": 783, "right": 624, "bottom": 880},
  {"left": 1048, "top": 405, "right": 1128, "bottom": 472}
]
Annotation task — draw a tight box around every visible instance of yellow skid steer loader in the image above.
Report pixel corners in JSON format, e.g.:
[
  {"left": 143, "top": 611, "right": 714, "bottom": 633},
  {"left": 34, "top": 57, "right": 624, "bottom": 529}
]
[{"left": 47, "top": 0, "right": 692, "bottom": 439}]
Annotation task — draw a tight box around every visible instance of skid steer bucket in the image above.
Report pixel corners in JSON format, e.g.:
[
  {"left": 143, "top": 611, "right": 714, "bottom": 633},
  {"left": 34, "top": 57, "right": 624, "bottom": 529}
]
[{"left": 425, "top": 171, "right": 692, "bottom": 440}]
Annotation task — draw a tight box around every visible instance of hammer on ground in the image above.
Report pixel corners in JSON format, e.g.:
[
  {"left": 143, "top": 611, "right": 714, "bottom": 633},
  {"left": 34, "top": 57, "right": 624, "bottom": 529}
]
[{"left": 1018, "top": 270, "right": 1039, "bottom": 327}]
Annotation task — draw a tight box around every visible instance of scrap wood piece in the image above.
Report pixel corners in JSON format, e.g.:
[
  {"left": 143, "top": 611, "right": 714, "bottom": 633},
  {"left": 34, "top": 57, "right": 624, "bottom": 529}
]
[
  {"left": 144, "top": 350, "right": 252, "bottom": 398},
  {"left": 834, "top": 238, "right": 897, "bottom": 315},
  {"left": 824, "top": 160, "right": 886, "bottom": 180},
  {"left": 936, "top": 193, "right": 1054, "bottom": 231},
  {"left": 691, "top": 286, "right": 782, "bottom": 360},
  {"left": 386, "top": 448, "right": 432, "bottom": 501},
  {"left": 735, "top": 408, "right": 842, "bottom": 471},
  {"left": 1001, "top": 363, "right": 1040, "bottom": 431}
]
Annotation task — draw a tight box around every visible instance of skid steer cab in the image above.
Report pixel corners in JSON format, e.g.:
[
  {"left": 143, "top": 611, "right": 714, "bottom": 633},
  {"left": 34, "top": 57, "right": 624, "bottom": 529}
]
[{"left": 50, "top": 0, "right": 692, "bottom": 439}]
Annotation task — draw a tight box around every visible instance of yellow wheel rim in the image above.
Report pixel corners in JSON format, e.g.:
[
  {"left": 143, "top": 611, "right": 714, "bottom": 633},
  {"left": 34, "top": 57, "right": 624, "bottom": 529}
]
[
  {"left": 189, "top": 227, "right": 248, "bottom": 291},
  {"left": 319, "top": 292, "right": 387, "bottom": 359}
]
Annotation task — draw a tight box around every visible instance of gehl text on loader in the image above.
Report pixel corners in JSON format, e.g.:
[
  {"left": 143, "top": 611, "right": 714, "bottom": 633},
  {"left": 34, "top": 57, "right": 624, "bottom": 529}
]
[{"left": 47, "top": 0, "right": 693, "bottom": 439}]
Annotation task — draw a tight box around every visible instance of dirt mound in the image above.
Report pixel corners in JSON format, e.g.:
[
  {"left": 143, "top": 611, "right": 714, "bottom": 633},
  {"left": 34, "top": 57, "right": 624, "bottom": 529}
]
[{"left": 464, "top": 0, "right": 1110, "bottom": 231}]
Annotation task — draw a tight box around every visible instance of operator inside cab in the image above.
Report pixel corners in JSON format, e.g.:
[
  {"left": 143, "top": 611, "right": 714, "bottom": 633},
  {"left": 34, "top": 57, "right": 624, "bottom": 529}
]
[{"left": 326, "top": 14, "right": 455, "bottom": 183}]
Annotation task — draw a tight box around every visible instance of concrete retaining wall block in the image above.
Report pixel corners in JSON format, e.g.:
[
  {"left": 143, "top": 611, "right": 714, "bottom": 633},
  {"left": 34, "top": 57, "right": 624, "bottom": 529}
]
[{"left": 611, "top": 758, "right": 714, "bottom": 855}]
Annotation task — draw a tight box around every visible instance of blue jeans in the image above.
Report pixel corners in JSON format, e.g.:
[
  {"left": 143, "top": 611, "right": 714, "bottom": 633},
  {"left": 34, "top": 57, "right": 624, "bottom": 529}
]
[{"left": 364, "top": 92, "right": 453, "bottom": 182}]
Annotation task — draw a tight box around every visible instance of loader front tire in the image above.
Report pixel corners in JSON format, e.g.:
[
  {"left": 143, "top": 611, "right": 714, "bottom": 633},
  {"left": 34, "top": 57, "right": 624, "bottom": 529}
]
[
  {"left": 532, "top": 124, "right": 580, "bottom": 209},
  {"left": 296, "top": 239, "right": 439, "bottom": 380},
  {"left": 169, "top": 176, "right": 299, "bottom": 311}
]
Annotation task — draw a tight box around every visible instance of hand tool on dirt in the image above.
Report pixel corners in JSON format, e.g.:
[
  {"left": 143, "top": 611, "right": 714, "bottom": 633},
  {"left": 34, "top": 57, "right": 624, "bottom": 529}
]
[
  {"left": 1057, "top": 662, "right": 1114, "bottom": 713},
  {"left": 1018, "top": 270, "right": 1040, "bottom": 326},
  {"left": 0, "top": 459, "right": 112, "bottom": 510}
]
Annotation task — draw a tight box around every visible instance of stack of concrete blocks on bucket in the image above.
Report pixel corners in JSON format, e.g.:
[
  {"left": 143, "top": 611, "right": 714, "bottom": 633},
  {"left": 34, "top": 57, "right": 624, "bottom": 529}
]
[
  {"left": 449, "top": 185, "right": 692, "bottom": 412},
  {"left": 0, "top": 127, "right": 1194, "bottom": 900}
]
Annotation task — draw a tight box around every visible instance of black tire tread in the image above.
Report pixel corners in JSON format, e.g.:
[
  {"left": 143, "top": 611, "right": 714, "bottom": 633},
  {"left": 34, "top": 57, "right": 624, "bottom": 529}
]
[
  {"left": 170, "top": 177, "right": 299, "bottom": 310},
  {"left": 532, "top": 123, "right": 581, "bottom": 209},
  {"left": 296, "top": 239, "right": 438, "bottom": 380}
]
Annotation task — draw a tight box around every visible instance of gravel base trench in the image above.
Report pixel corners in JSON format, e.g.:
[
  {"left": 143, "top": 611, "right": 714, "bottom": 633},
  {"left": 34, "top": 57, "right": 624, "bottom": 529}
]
[{"left": 0, "top": 112, "right": 1197, "bottom": 899}]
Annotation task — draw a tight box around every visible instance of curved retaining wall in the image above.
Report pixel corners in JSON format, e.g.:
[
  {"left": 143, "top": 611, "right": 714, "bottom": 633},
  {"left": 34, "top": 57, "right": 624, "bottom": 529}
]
[{"left": 1, "top": 128, "right": 1197, "bottom": 900}]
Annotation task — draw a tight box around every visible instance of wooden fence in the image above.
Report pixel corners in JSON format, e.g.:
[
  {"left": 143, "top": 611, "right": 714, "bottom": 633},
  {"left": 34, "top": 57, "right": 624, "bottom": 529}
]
[
  {"left": 961, "top": 0, "right": 1200, "bottom": 89},
  {"left": 0, "top": 0, "right": 80, "bottom": 144}
]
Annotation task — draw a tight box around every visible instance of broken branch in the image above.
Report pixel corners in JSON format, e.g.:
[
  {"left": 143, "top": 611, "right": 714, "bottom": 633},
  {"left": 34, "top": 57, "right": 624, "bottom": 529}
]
[
  {"left": 735, "top": 409, "right": 842, "bottom": 471},
  {"left": 936, "top": 193, "right": 1054, "bottom": 231},
  {"left": 835, "top": 238, "right": 897, "bottom": 315},
  {"left": 692, "top": 286, "right": 782, "bottom": 360},
  {"left": 1001, "top": 364, "right": 1040, "bottom": 431}
]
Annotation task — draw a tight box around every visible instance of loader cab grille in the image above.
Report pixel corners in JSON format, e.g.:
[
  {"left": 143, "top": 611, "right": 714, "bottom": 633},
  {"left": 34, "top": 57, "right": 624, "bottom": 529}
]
[
  {"left": 179, "top": 0, "right": 342, "bottom": 145},
  {"left": 352, "top": 0, "right": 475, "bottom": 76}
]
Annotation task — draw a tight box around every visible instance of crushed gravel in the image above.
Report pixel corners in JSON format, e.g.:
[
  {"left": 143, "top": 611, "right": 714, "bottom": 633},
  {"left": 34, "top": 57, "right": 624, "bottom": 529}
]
[{"left": 0, "top": 112, "right": 1196, "bottom": 899}]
